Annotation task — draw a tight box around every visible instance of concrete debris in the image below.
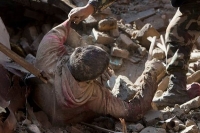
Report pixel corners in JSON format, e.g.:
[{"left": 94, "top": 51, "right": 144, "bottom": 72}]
[{"left": 1, "top": 0, "right": 200, "bottom": 133}]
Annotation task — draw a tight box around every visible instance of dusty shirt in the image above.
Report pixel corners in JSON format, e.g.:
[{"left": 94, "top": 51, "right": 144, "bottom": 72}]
[{"left": 34, "top": 20, "right": 129, "bottom": 125}]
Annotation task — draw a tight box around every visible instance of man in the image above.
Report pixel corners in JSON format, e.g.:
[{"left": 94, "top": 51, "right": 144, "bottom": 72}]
[
  {"left": 153, "top": 0, "right": 200, "bottom": 106},
  {"left": 31, "top": 16, "right": 164, "bottom": 125}
]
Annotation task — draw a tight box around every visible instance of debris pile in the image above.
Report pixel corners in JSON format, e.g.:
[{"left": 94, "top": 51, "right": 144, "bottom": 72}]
[{"left": 0, "top": 0, "right": 200, "bottom": 133}]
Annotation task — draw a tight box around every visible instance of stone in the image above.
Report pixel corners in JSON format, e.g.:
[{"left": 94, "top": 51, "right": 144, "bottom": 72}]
[
  {"left": 83, "top": 14, "right": 108, "bottom": 33},
  {"left": 127, "top": 123, "right": 144, "bottom": 132},
  {"left": 152, "top": 47, "right": 165, "bottom": 60},
  {"left": 110, "top": 28, "right": 120, "bottom": 38},
  {"left": 133, "top": 24, "right": 160, "bottom": 49},
  {"left": 91, "top": 28, "right": 115, "bottom": 45},
  {"left": 111, "top": 47, "right": 129, "bottom": 59},
  {"left": 143, "top": 14, "right": 167, "bottom": 31},
  {"left": 25, "top": 54, "right": 36, "bottom": 64},
  {"left": 117, "top": 34, "right": 134, "bottom": 49},
  {"left": 140, "top": 126, "right": 166, "bottom": 133},
  {"left": 98, "top": 17, "right": 117, "bottom": 31},
  {"left": 143, "top": 109, "right": 164, "bottom": 126}
]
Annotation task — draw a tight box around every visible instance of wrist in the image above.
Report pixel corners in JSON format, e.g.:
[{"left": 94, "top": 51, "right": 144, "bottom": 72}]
[{"left": 85, "top": 4, "right": 95, "bottom": 15}]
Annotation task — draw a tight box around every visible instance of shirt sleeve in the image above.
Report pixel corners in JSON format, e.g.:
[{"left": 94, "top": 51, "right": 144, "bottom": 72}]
[
  {"left": 86, "top": 81, "right": 129, "bottom": 118},
  {"left": 35, "top": 20, "right": 71, "bottom": 75},
  {"left": 88, "top": 0, "right": 116, "bottom": 12}
]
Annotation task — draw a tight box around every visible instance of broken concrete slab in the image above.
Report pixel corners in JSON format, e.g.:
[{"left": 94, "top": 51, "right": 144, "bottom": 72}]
[
  {"left": 140, "top": 126, "right": 166, "bottom": 133},
  {"left": 91, "top": 28, "right": 115, "bottom": 45},
  {"left": 143, "top": 14, "right": 167, "bottom": 31},
  {"left": 121, "top": 8, "right": 156, "bottom": 24},
  {"left": 111, "top": 46, "right": 129, "bottom": 59},
  {"left": 133, "top": 23, "right": 160, "bottom": 49}
]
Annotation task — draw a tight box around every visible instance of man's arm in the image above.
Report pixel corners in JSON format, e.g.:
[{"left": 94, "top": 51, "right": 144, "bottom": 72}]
[
  {"left": 88, "top": 0, "right": 116, "bottom": 12},
  {"left": 87, "top": 60, "right": 164, "bottom": 122},
  {"left": 68, "top": 0, "right": 116, "bottom": 24},
  {"left": 35, "top": 20, "right": 71, "bottom": 73}
]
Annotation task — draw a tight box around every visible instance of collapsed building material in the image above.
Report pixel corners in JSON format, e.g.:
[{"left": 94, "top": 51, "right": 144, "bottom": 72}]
[{"left": 0, "top": 42, "right": 48, "bottom": 83}]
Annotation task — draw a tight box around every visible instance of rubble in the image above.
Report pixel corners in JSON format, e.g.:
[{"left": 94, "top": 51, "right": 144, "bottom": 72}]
[{"left": 0, "top": 0, "right": 200, "bottom": 133}]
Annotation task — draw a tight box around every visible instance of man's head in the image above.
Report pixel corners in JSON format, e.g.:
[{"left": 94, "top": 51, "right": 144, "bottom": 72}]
[{"left": 68, "top": 45, "right": 109, "bottom": 82}]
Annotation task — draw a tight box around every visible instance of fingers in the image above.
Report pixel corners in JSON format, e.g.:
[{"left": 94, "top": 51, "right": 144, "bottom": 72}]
[
  {"left": 68, "top": 7, "right": 84, "bottom": 24},
  {"left": 107, "top": 67, "right": 115, "bottom": 77}
]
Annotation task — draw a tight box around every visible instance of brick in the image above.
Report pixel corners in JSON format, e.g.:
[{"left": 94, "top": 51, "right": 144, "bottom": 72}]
[
  {"left": 110, "top": 28, "right": 120, "bottom": 38},
  {"left": 83, "top": 14, "right": 108, "bottom": 33},
  {"left": 81, "top": 35, "right": 95, "bottom": 46},
  {"left": 134, "top": 19, "right": 145, "bottom": 30},
  {"left": 133, "top": 24, "right": 160, "bottom": 49},
  {"left": 116, "top": 34, "right": 138, "bottom": 49},
  {"left": 91, "top": 28, "right": 115, "bottom": 45},
  {"left": 127, "top": 123, "right": 144, "bottom": 132},
  {"left": 98, "top": 17, "right": 117, "bottom": 31},
  {"left": 152, "top": 47, "right": 165, "bottom": 60},
  {"left": 111, "top": 47, "right": 129, "bottom": 58},
  {"left": 143, "top": 109, "right": 164, "bottom": 126}
]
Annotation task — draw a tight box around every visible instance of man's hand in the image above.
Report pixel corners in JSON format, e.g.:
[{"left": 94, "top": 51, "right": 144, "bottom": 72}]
[
  {"left": 68, "top": 4, "right": 94, "bottom": 24},
  {"left": 101, "top": 67, "right": 115, "bottom": 82}
]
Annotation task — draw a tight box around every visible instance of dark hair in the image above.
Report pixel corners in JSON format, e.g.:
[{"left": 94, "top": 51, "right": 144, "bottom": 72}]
[{"left": 68, "top": 45, "right": 109, "bottom": 82}]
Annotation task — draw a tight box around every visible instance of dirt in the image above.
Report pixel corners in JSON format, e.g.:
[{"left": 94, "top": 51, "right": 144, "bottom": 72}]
[{"left": 2, "top": 0, "right": 199, "bottom": 133}]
